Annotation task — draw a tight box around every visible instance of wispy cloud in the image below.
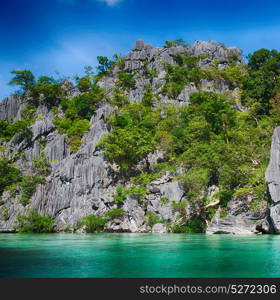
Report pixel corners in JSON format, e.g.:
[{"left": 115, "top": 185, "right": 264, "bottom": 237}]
[
  {"left": 58, "top": 0, "right": 123, "bottom": 6},
  {"left": 98, "top": 0, "right": 122, "bottom": 7}
]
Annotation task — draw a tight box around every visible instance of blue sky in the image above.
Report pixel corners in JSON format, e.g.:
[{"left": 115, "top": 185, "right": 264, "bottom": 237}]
[{"left": 1, "top": 0, "right": 280, "bottom": 99}]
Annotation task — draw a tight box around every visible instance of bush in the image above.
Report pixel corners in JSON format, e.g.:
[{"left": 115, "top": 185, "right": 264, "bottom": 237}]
[
  {"left": 0, "top": 206, "right": 9, "bottom": 221},
  {"left": 0, "top": 159, "right": 22, "bottom": 194},
  {"left": 99, "top": 127, "right": 155, "bottom": 172},
  {"left": 14, "top": 209, "right": 54, "bottom": 233},
  {"left": 117, "top": 72, "right": 136, "bottom": 90},
  {"left": 76, "top": 215, "right": 107, "bottom": 233},
  {"left": 180, "top": 168, "right": 210, "bottom": 200},
  {"left": 67, "top": 119, "right": 91, "bottom": 137},
  {"left": 98, "top": 103, "right": 158, "bottom": 172},
  {"left": 113, "top": 186, "right": 127, "bottom": 204},
  {"left": 62, "top": 86, "right": 104, "bottom": 120},
  {"left": 104, "top": 208, "right": 125, "bottom": 219},
  {"left": 54, "top": 117, "right": 90, "bottom": 153},
  {"left": 32, "top": 76, "right": 66, "bottom": 108},
  {"left": 113, "top": 185, "right": 147, "bottom": 204},
  {"left": 130, "top": 172, "right": 161, "bottom": 187},
  {"left": 0, "top": 119, "right": 32, "bottom": 144},
  {"left": 165, "top": 39, "right": 189, "bottom": 48},
  {"left": 160, "top": 197, "right": 169, "bottom": 205},
  {"left": 32, "top": 153, "right": 50, "bottom": 176},
  {"left": 76, "top": 76, "right": 92, "bottom": 92},
  {"left": 110, "top": 87, "right": 129, "bottom": 107},
  {"left": 145, "top": 211, "right": 163, "bottom": 228},
  {"left": 172, "top": 201, "right": 187, "bottom": 214},
  {"left": 162, "top": 54, "right": 207, "bottom": 99},
  {"left": 19, "top": 175, "right": 45, "bottom": 206},
  {"left": 142, "top": 85, "right": 155, "bottom": 106},
  {"left": 126, "top": 186, "right": 147, "bottom": 200},
  {"left": 170, "top": 218, "right": 205, "bottom": 233}
]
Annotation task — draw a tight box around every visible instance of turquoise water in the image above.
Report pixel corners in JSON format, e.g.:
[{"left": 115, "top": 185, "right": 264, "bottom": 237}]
[{"left": 0, "top": 233, "right": 280, "bottom": 278}]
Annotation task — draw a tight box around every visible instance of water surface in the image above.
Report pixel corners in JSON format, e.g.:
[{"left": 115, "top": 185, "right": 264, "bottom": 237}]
[{"left": 0, "top": 233, "right": 279, "bottom": 278}]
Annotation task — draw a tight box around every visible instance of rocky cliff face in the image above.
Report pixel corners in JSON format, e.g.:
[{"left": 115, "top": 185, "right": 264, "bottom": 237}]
[
  {"left": 265, "top": 127, "right": 280, "bottom": 233},
  {"left": 0, "top": 40, "right": 276, "bottom": 234}
]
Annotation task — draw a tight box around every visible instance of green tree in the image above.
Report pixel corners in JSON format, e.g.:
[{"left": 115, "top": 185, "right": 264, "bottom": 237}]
[
  {"left": 99, "top": 127, "right": 155, "bottom": 172},
  {"left": 76, "top": 215, "right": 107, "bottom": 233},
  {"left": 14, "top": 209, "right": 53, "bottom": 233},
  {"left": 9, "top": 70, "right": 35, "bottom": 93},
  {"left": 0, "top": 159, "right": 22, "bottom": 194},
  {"left": 32, "top": 76, "right": 65, "bottom": 108},
  {"left": 96, "top": 56, "right": 114, "bottom": 75},
  {"left": 242, "top": 48, "right": 280, "bottom": 115}
]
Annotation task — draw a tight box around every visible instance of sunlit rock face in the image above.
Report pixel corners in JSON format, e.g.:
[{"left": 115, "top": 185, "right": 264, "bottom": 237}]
[
  {"left": 265, "top": 127, "right": 280, "bottom": 233},
  {"left": 0, "top": 40, "right": 251, "bottom": 233}
]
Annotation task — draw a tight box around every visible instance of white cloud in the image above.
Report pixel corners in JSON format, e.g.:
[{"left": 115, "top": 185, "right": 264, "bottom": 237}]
[
  {"left": 58, "top": 0, "right": 123, "bottom": 6},
  {"left": 98, "top": 0, "right": 122, "bottom": 7}
]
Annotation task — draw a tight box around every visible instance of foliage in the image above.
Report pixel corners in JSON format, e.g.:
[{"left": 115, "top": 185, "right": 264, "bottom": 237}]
[
  {"left": 170, "top": 217, "right": 205, "bottom": 233},
  {"left": 172, "top": 201, "right": 187, "bottom": 214},
  {"left": 0, "top": 119, "right": 32, "bottom": 144},
  {"left": 54, "top": 84, "right": 104, "bottom": 153},
  {"left": 9, "top": 70, "right": 35, "bottom": 93},
  {"left": 126, "top": 186, "right": 147, "bottom": 200},
  {"left": 160, "top": 197, "right": 169, "bottom": 205},
  {"left": 165, "top": 39, "right": 189, "bottom": 47},
  {"left": 96, "top": 56, "right": 115, "bottom": 76},
  {"left": 0, "top": 206, "right": 9, "bottom": 221},
  {"left": 9, "top": 70, "right": 66, "bottom": 108},
  {"left": 76, "top": 215, "right": 107, "bottom": 233},
  {"left": 204, "top": 62, "right": 246, "bottom": 90},
  {"left": 19, "top": 175, "right": 45, "bottom": 206},
  {"left": 32, "top": 153, "right": 50, "bottom": 176},
  {"left": 113, "top": 185, "right": 147, "bottom": 204},
  {"left": 110, "top": 87, "right": 129, "bottom": 107},
  {"left": 31, "top": 76, "right": 66, "bottom": 108},
  {"left": 104, "top": 208, "right": 125, "bottom": 219},
  {"left": 62, "top": 85, "right": 104, "bottom": 120},
  {"left": 98, "top": 103, "right": 158, "bottom": 172},
  {"left": 141, "top": 84, "right": 155, "bottom": 106},
  {"left": 14, "top": 209, "right": 54, "bottom": 233},
  {"left": 0, "top": 158, "right": 22, "bottom": 194},
  {"left": 54, "top": 117, "right": 90, "bottom": 153},
  {"left": 99, "top": 126, "right": 155, "bottom": 171},
  {"left": 242, "top": 48, "right": 280, "bottom": 115},
  {"left": 145, "top": 211, "right": 163, "bottom": 228},
  {"left": 113, "top": 186, "right": 127, "bottom": 204},
  {"left": 0, "top": 154, "right": 49, "bottom": 206},
  {"left": 116, "top": 72, "right": 136, "bottom": 90},
  {"left": 180, "top": 168, "right": 210, "bottom": 200},
  {"left": 129, "top": 172, "right": 161, "bottom": 187},
  {"left": 162, "top": 53, "right": 207, "bottom": 98}
]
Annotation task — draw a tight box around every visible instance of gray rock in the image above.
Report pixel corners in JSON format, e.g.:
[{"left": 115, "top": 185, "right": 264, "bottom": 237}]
[
  {"left": 159, "top": 180, "right": 184, "bottom": 203},
  {"left": 132, "top": 40, "right": 146, "bottom": 51},
  {"left": 206, "top": 208, "right": 260, "bottom": 234},
  {"left": 152, "top": 223, "right": 168, "bottom": 233},
  {"left": 0, "top": 40, "right": 247, "bottom": 233},
  {"left": 0, "top": 95, "right": 22, "bottom": 122},
  {"left": 270, "top": 204, "right": 280, "bottom": 233},
  {"left": 265, "top": 127, "right": 280, "bottom": 204}
]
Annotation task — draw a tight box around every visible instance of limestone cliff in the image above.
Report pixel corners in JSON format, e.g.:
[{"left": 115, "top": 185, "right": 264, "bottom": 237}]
[{"left": 0, "top": 40, "right": 274, "bottom": 234}]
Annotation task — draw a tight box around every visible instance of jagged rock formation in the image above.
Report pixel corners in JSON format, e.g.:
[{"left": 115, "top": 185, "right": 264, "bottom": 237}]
[
  {"left": 0, "top": 39, "right": 274, "bottom": 234},
  {"left": 207, "top": 126, "right": 280, "bottom": 235},
  {"left": 265, "top": 127, "right": 280, "bottom": 233}
]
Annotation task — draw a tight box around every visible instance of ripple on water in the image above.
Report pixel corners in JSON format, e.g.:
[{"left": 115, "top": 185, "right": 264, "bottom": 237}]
[{"left": 0, "top": 233, "right": 279, "bottom": 278}]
